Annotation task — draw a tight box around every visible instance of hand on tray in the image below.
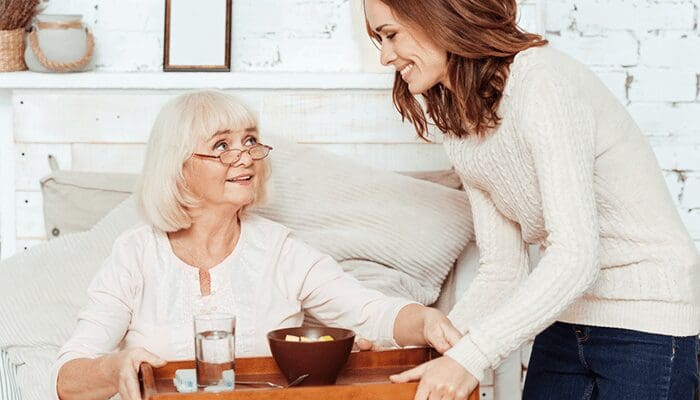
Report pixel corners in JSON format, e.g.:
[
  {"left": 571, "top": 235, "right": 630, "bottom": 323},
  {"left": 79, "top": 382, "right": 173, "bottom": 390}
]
[
  {"left": 106, "top": 347, "right": 167, "bottom": 400},
  {"left": 421, "top": 308, "right": 462, "bottom": 354},
  {"left": 389, "top": 355, "right": 478, "bottom": 400},
  {"left": 354, "top": 338, "right": 389, "bottom": 351}
]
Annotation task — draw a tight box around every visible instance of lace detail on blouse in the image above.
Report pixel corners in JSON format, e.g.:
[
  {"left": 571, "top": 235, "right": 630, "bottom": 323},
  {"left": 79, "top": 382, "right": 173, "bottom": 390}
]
[
  {"left": 154, "top": 222, "right": 259, "bottom": 359},
  {"left": 227, "top": 220, "right": 266, "bottom": 357}
]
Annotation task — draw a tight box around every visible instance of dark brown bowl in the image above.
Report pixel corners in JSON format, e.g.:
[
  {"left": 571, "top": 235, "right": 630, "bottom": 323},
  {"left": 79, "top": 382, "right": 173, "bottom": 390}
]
[{"left": 267, "top": 326, "right": 355, "bottom": 386}]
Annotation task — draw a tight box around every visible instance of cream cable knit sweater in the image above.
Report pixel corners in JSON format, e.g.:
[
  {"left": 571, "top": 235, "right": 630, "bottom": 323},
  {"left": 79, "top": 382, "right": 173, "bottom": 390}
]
[{"left": 443, "top": 45, "right": 700, "bottom": 381}]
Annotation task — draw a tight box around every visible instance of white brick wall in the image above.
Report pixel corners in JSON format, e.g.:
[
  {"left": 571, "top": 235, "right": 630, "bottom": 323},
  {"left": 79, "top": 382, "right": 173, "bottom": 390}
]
[
  {"left": 548, "top": 31, "right": 639, "bottom": 66},
  {"left": 41, "top": 0, "right": 371, "bottom": 72},
  {"left": 628, "top": 68, "right": 697, "bottom": 102},
  {"left": 575, "top": 0, "right": 695, "bottom": 33},
  {"left": 640, "top": 34, "right": 700, "bottom": 69}
]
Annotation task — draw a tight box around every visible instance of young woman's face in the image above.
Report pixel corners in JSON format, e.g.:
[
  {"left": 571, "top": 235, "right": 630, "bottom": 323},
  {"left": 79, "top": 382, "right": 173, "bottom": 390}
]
[
  {"left": 183, "top": 127, "right": 263, "bottom": 211},
  {"left": 364, "top": 0, "right": 450, "bottom": 94}
]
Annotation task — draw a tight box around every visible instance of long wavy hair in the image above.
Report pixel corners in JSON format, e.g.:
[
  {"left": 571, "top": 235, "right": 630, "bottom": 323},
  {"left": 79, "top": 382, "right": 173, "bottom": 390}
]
[{"left": 366, "top": 0, "right": 547, "bottom": 139}]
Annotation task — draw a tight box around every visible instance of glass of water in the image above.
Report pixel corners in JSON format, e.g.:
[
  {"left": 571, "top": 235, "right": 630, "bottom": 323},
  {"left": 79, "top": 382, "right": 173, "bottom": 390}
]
[{"left": 194, "top": 313, "right": 236, "bottom": 388}]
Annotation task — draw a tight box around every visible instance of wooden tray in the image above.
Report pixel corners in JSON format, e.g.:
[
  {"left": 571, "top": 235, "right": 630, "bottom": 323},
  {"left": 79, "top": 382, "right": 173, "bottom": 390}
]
[{"left": 140, "top": 347, "right": 479, "bottom": 399}]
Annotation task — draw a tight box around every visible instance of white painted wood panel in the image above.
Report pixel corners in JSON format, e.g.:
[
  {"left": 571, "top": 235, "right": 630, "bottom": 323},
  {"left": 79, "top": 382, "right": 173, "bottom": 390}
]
[
  {"left": 479, "top": 386, "right": 495, "bottom": 400},
  {"left": 303, "top": 143, "right": 450, "bottom": 172},
  {"left": 16, "top": 239, "right": 43, "bottom": 253},
  {"left": 15, "top": 144, "right": 72, "bottom": 191},
  {"left": 496, "top": 353, "right": 525, "bottom": 400},
  {"left": 15, "top": 191, "right": 45, "bottom": 239},
  {"left": 0, "top": 89, "right": 15, "bottom": 260},
  {"left": 14, "top": 91, "right": 169, "bottom": 143},
  {"left": 259, "top": 90, "right": 435, "bottom": 144},
  {"left": 0, "top": 72, "right": 396, "bottom": 90},
  {"left": 13, "top": 90, "right": 431, "bottom": 144},
  {"left": 72, "top": 144, "right": 147, "bottom": 174},
  {"left": 482, "top": 368, "right": 495, "bottom": 386},
  {"left": 14, "top": 90, "right": 270, "bottom": 144},
  {"left": 521, "top": 340, "right": 534, "bottom": 368}
]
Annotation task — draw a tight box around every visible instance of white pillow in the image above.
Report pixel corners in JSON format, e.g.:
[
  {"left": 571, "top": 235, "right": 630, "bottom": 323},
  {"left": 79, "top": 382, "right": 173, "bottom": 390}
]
[{"left": 256, "top": 135, "right": 472, "bottom": 304}]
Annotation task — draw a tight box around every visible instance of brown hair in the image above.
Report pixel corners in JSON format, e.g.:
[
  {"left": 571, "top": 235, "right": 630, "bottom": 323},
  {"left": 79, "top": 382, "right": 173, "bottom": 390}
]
[{"left": 366, "top": 0, "right": 547, "bottom": 139}]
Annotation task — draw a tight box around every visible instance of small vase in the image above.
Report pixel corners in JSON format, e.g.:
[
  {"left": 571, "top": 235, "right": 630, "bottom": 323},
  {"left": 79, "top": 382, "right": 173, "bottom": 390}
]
[{"left": 24, "top": 14, "right": 95, "bottom": 73}]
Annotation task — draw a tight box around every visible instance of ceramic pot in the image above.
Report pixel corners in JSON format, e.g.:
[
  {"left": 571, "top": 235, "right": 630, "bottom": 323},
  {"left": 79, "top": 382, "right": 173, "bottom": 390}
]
[{"left": 24, "top": 14, "right": 95, "bottom": 73}]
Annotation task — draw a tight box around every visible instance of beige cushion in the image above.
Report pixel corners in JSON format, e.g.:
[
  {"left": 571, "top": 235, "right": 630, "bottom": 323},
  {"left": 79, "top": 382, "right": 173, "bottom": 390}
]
[{"left": 41, "top": 170, "right": 135, "bottom": 239}]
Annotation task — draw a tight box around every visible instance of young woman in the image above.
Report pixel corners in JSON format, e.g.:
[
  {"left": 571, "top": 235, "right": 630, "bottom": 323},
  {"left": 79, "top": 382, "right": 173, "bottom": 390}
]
[
  {"left": 363, "top": 1, "right": 699, "bottom": 399},
  {"left": 53, "top": 90, "right": 461, "bottom": 400}
]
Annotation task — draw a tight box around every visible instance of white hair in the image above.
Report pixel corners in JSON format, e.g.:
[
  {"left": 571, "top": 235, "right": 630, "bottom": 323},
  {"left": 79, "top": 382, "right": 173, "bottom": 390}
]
[{"left": 137, "top": 90, "right": 269, "bottom": 232}]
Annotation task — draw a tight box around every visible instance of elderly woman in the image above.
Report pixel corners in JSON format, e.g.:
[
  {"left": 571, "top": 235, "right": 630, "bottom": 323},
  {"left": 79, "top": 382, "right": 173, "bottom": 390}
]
[{"left": 53, "top": 90, "right": 461, "bottom": 400}]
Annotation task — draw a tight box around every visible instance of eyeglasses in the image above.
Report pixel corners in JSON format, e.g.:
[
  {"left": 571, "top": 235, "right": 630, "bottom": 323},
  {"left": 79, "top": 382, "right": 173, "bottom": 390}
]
[{"left": 192, "top": 144, "right": 273, "bottom": 165}]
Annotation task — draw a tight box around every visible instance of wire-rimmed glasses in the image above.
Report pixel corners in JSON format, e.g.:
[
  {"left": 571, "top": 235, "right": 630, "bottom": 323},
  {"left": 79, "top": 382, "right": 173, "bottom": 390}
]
[{"left": 192, "top": 144, "right": 273, "bottom": 165}]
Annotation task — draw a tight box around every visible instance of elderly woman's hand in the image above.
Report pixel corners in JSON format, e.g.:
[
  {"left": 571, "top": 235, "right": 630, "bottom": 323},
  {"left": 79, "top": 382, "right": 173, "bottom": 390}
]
[
  {"left": 355, "top": 338, "right": 386, "bottom": 351},
  {"left": 390, "top": 355, "right": 478, "bottom": 400},
  {"left": 103, "top": 347, "right": 167, "bottom": 400},
  {"left": 421, "top": 308, "right": 462, "bottom": 353}
]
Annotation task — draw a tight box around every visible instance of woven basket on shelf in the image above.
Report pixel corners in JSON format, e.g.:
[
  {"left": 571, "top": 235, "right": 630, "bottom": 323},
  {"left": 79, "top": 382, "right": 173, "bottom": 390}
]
[{"left": 0, "top": 28, "right": 28, "bottom": 72}]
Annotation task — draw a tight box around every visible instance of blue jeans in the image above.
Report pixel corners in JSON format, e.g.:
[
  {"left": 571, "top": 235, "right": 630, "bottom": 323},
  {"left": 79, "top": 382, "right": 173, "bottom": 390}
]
[{"left": 522, "top": 322, "right": 699, "bottom": 400}]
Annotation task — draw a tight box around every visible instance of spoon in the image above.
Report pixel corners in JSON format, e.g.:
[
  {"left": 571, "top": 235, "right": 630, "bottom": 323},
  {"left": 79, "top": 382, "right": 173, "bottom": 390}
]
[{"left": 236, "top": 373, "right": 309, "bottom": 389}]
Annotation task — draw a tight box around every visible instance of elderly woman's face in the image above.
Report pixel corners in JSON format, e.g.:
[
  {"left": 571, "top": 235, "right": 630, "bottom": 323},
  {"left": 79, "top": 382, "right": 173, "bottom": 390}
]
[{"left": 184, "top": 126, "right": 263, "bottom": 210}]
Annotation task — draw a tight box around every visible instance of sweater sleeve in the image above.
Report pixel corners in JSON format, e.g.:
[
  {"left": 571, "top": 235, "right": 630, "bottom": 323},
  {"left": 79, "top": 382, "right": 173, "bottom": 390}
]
[
  {"left": 445, "top": 66, "right": 600, "bottom": 381},
  {"left": 447, "top": 186, "right": 530, "bottom": 339}
]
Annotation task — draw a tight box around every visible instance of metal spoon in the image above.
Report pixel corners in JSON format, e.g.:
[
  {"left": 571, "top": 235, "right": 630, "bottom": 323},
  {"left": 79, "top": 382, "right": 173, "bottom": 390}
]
[
  {"left": 236, "top": 373, "right": 309, "bottom": 389},
  {"left": 285, "top": 374, "right": 309, "bottom": 388}
]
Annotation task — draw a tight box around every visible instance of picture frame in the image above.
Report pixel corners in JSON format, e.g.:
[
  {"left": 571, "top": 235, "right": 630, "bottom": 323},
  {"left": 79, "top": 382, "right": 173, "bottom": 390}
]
[{"left": 163, "top": 0, "right": 232, "bottom": 72}]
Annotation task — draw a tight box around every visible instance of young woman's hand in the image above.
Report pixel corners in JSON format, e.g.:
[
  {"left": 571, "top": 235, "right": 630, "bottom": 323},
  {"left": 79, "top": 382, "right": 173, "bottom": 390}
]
[
  {"left": 390, "top": 355, "right": 478, "bottom": 400},
  {"left": 421, "top": 308, "right": 463, "bottom": 353},
  {"left": 102, "top": 347, "right": 167, "bottom": 400}
]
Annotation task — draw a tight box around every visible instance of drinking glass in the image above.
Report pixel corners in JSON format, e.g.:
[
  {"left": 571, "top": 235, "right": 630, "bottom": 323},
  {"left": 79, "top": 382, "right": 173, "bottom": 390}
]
[{"left": 194, "top": 313, "right": 236, "bottom": 388}]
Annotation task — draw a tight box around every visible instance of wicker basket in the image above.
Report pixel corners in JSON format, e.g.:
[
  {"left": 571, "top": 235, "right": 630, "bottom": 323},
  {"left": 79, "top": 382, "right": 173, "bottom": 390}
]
[{"left": 0, "top": 28, "right": 28, "bottom": 72}]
